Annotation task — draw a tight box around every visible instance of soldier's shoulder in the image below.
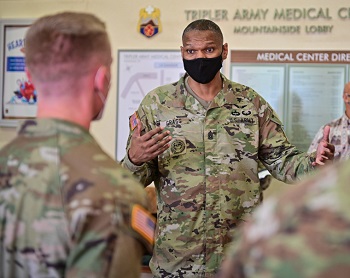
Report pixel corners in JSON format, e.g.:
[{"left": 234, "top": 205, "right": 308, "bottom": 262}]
[
  {"left": 62, "top": 142, "right": 147, "bottom": 206},
  {"left": 141, "top": 77, "right": 184, "bottom": 106}
]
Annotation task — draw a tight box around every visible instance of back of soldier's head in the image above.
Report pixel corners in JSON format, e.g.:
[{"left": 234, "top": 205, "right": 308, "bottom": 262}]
[{"left": 25, "top": 12, "right": 111, "bottom": 83}]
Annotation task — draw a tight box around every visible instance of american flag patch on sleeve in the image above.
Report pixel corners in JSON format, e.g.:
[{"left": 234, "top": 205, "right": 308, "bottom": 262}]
[
  {"left": 131, "top": 205, "right": 156, "bottom": 245},
  {"left": 129, "top": 111, "right": 139, "bottom": 131}
]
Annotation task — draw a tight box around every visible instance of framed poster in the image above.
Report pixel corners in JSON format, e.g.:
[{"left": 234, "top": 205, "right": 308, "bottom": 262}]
[
  {"left": 0, "top": 19, "right": 33, "bottom": 127},
  {"left": 116, "top": 49, "right": 184, "bottom": 161}
]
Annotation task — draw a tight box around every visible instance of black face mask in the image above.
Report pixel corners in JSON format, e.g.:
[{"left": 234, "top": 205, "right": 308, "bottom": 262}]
[{"left": 183, "top": 53, "right": 223, "bottom": 84}]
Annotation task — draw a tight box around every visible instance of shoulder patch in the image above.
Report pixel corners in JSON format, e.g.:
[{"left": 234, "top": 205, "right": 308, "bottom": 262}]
[
  {"left": 131, "top": 204, "right": 156, "bottom": 245},
  {"left": 129, "top": 111, "right": 139, "bottom": 131}
]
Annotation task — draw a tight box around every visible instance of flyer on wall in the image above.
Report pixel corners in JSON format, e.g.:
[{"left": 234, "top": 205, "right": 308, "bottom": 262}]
[{"left": 1, "top": 20, "right": 34, "bottom": 126}]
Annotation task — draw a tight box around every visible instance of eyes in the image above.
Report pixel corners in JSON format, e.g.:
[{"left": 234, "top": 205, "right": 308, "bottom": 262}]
[{"left": 186, "top": 47, "right": 215, "bottom": 55}]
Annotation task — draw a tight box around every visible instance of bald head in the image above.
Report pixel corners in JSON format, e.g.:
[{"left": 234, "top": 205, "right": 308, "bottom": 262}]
[
  {"left": 344, "top": 82, "right": 350, "bottom": 96},
  {"left": 344, "top": 82, "right": 350, "bottom": 108}
]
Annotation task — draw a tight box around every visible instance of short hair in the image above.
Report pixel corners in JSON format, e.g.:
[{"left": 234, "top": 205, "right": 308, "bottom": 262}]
[
  {"left": 25, "top": 12, "right": 111, "bottom": 82},
  {"left": 182, "top": 19, "right": 223, "bottom": 44}
]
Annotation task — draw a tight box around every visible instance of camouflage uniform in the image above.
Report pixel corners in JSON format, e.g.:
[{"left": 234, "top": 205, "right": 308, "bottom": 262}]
[
  {"left": 0, "top": 119, "right": 155, "bottom": 278},
  {"left": 122, "top": 73, "right": 316, "bottom": 277},
  {"left": 218, "top": 160, "right": 350, "bottom": 278},
  {"left": 308, "top": 113, "right": 350, "bottom": 161}
]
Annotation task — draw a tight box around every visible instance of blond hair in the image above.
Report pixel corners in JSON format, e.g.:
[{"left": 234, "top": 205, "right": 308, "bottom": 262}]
[{"left": 25, "top": 12, "right": 111, "bottom": 82}]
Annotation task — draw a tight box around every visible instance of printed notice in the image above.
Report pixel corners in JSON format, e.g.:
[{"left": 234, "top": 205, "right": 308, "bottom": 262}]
[
  {"left": 116, "top": 50, "right": 184, "bottom": 160},
  {"left": 286, "top": 65, "right": 346, "bottom": 151},
  {"left": 2, "top": 24, "right": 36, "bottom": 120}
]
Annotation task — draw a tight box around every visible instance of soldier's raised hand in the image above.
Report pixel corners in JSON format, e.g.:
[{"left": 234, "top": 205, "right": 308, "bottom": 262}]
[
  {"left": 128, "top": 118, "right": 172, "bottom": 166},
  {"left": 313, "top": 125, "right": 335, "bottom": 166}
]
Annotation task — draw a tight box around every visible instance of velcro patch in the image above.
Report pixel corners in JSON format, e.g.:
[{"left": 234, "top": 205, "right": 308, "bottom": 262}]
[
  {"left": 232, "top": 117, "right": 256, "bottom": 124},
  {"left": 129, "top": 111, "right": 139, "bottom": 131},
  {"left": 170, "top": 137, "right": 186, "bottom": 156},
  {"left": 131, "top": 205, "right": 156, "bottom": 245}
]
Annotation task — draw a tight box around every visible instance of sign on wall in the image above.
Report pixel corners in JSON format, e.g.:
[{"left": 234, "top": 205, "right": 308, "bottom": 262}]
[
  {"left": 116, "top": 50, "right": 184, "bottom": 161},
  {"left": 230, "top": 50, "right": 348, "bottom": 152},
  {"left": 0, "top": 19, "right": 33, "bottom": 127}
]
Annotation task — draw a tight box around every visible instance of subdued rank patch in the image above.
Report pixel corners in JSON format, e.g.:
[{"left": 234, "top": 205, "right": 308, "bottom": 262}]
[
  {"left": 129, "top": 111, "right": 139, "bottom": 130},
  {"left": 131, "top": 204, "right": 156, "bottom": 245}
]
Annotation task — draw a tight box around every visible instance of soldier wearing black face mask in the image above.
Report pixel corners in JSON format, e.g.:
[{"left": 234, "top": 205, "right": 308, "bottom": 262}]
[
  {"left": 122, "top": 19, "right": 335, "bottom": 277},
  {"left": 182, "top": 48, "right": 224, "bottom": 84}
]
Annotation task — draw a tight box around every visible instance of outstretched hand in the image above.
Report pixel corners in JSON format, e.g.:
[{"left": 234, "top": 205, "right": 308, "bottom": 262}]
[
  {"left": 128, "top": 119, "right": 172, "bottom": 166},
  {"left": 313, "top": 125, "right": 335, "bottom": 167}
]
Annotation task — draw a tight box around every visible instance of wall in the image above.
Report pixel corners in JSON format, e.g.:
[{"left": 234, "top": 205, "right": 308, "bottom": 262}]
[{"left": 1, "top": 0, "right": 349, "bottom": 194}]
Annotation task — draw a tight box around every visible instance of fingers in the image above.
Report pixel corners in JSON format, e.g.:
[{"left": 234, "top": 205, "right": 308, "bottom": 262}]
[
  {"left": 313, "top": 155, "right": 328, "bottom": 166},
  {"left": 136, "top": 118, "right": 142, "bottom": 136},
  {"left": 314, "top": 148, "right": 334, "bottom": 166},
  {"left": 143, "top": 126, "right": 168, "bottom": 141},
  {"left": 135, "top": 133, "right": 171, "bottom": 163},
  {"left": 319, "top": 141, "right": 335, "bottom": 155},
  {"left": 314, "top": 136, "right": 335, "bottom": 167},
  {"left": 129, "top": 121, "right": 172, "bottom": 164},
  {"left": 327, "top": 142, "right": 335, "bottom": 153},
  {"left": 149, "top": 133, "right": 172, "bottom": 151},
  {"left": 322, "top": 125, "right": 330, "bottom": 142},
  {"left": 151, "top": 131, "right": 171, "bottom": 145}
]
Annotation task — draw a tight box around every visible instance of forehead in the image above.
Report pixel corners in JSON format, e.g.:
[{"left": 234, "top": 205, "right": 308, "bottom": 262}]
[
  {"left": 182, "top": 30, "right": 222, "bottom": 47},
  {"left": 345, "top": 83, "right": 350, "bottom": 93}
]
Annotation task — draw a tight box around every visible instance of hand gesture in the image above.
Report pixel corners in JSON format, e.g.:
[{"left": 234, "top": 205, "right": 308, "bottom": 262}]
[
  {"left": 313, "top": 125, "right": 335, "bottom": 166},
  {"left": 128, "top": 119, "right": 172, "bottom": 166}
]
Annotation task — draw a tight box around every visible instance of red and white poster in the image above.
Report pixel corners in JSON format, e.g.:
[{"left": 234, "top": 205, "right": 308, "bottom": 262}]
[{"left": 1, "top": 20, "right": 34, "bottom": 125}]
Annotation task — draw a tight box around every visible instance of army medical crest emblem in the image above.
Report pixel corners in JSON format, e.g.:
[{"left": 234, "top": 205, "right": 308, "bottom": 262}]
[{"left": 138, "top": 5, "right": 162, "bottom": 38}]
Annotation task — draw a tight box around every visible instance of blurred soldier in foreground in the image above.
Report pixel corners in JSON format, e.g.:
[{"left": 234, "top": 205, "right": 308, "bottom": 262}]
[
  {"left": 218, "top": 161, "right": 350, "bottom": 277},
  {"left": 0, "top": 11, "right": 154, "bottom": 278}
]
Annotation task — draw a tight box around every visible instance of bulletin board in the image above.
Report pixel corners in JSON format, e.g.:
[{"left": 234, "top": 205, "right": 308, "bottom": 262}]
[
  {"left": 0, "top": 19, "right": 34, "bottom": 127},
  {"left": 231, "top": 50, "right": 348, "bottom": 152},
  {"left": 116, "top": 49, "right": 184, "bottom": 161}
]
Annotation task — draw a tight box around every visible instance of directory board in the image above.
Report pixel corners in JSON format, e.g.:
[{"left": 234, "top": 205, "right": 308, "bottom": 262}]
[
  {"left": 116, "top": 50, "right": 184, "bottom": 160},
  {"left": 231, "top": 50, "right": 348, "bottom": 152}
]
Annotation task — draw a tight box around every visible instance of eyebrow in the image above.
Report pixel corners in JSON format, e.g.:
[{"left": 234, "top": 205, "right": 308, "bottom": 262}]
[{"left": 183, "top": 41, "right": 217, "bottom": 47}]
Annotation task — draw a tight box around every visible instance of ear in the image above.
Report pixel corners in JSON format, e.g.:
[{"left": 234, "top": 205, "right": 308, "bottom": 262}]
[
  {"left": 94, "top": 66, "right": 109, "bottom": 93},
  {"left": 222, "top": 43, "right": 228, "bottom": 60}
]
